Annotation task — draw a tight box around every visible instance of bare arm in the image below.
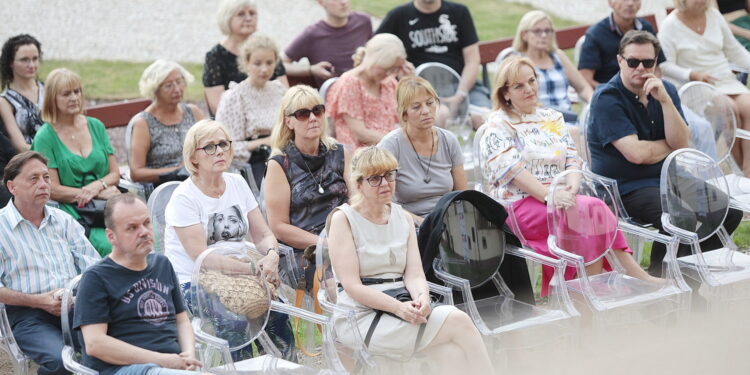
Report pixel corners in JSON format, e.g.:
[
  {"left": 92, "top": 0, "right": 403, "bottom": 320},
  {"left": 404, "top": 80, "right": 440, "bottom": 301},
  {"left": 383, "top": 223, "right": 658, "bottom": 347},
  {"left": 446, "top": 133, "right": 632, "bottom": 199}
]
[
  {"left": 458, "top": 43, "right": 480, "bottom": 94},
  {"left": 173, "top": 224, "right": 258, "bottom": 275},
  {"left": 509, "top": 169, "right": 549, "bottom": 203},
  {"left": 175, "top": 312, "right": 196, "bottom": 359},
  {"left": 204, "top": 85, "right": 225, "bottom": 116},
  {"left": 342, "top": 115, "right": 386, "bottom": 146},
  {"left": 0, "top": 98, "right": 30, "bottom": 152},
  {"left": 0, "top": 287, "right": 61, "bottom": 315},
  {"left": 578, "top": 68, "right": 600, "bottom": 89},
  {"left": 611, "top": 135, "right": 674, "bottom": 165},
  {"left": 343, "top": 148, "right": 353, "bottom": 197},
  {"left": 48, "top": 162, "right": 119, "bottom": 208},
  {"left": 264, "top": 160, "right": 320, "bottom": 249},
  {"left": 451, "top": 165, "right": 468, "bottom": 191},
  {"left": 558, "top": 50, "right": 593, "bottom": 103},
  {"left": 247, "top": 207, "right": 281, "bottom": 280},
  {"left": 129, "top": 118, "right": 182, "bottom": 183},
  {"left": 401, "top": 214, "right": 429, "bottom": 303},
  {"left": 280, "top": 53, "right": 334, "bottom": 81},
  {"left": 643, "top": 75, "right": 691, "bottom": 149}
]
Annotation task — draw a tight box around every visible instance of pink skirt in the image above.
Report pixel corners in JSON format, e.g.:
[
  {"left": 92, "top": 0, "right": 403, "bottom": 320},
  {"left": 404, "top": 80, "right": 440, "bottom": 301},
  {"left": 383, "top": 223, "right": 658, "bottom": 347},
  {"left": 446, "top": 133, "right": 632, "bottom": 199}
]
[{"left": 505, "top": 196, "right": 632, "bottom": 296}]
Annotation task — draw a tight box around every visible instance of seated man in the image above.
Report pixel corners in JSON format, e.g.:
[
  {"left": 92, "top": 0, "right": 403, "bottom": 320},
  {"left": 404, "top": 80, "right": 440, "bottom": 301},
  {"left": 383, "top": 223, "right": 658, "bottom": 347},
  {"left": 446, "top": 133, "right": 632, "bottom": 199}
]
[
  {"left": 0, "top": 151, "right": 100, "bottom": 375},
  {"left": 74, "top": 194, "right": 209, "bottom": 375},
  {"left": 282, "top": 0, "right": 372, "bottom": 87},
  {"left": 587, "top": 31, "right": 742, "bottom": 275}
]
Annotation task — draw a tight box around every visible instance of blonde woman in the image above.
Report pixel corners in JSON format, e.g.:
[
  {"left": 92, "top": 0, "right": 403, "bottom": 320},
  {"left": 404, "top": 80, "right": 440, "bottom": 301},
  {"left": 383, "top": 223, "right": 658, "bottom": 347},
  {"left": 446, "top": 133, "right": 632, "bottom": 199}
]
[
  {"left": 129, "top": 60, "right": 203, "bottom": 185},
  {"left": 328, "top": 146, "right": 493, "bottom": 374},
  {"left": 203, "top": 0, "right": 288, "bottom": 115},
  {"left": 326, "top": 33, "right": 413, "bottom": 150}
]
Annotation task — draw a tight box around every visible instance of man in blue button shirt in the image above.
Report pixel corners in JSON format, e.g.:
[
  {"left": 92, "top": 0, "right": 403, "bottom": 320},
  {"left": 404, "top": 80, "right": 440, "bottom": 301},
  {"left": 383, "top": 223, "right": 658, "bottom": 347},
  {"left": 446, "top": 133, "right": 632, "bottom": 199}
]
[{"left": 588, "top": 30, "right": 742, "bottom": 274}]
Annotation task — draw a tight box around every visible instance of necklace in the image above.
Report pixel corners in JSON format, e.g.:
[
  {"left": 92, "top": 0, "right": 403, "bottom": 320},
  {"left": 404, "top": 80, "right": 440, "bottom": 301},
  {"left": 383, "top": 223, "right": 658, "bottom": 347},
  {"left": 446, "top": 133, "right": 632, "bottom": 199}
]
[
  {"left": 405, "top": 128, "right": 435, "bottom": 184},
  {"left": 301, "top": 155, "right": 325, "bottom": 194}
]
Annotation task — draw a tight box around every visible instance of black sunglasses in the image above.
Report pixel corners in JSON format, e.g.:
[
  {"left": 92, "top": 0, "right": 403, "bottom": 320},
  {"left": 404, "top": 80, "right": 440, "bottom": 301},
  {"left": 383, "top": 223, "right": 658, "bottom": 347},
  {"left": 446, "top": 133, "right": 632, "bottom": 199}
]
[
  {"left": 620, "top": 55, "right": 656, "bottom": 69},
  {"left": 288, "top": 104, "right": 326, "bottom": 121}
]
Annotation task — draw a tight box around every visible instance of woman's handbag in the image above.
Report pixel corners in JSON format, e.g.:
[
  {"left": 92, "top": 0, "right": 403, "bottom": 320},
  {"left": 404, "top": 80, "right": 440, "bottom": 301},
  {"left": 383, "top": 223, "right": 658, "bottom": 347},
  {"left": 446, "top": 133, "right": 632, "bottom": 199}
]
[{"left": 75, "top": 199, "right": 107, "bottom": 236}]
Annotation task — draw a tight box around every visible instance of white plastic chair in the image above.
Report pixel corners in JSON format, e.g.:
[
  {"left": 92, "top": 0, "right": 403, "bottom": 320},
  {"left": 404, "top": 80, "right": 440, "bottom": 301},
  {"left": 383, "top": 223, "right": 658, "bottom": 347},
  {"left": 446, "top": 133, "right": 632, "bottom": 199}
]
[
  {"left": 61, "top": 275, "right": 98, "bottom": 375},
  {"left": 661, "top": 149, "right": 750, "bottom": 309},
  {"left": 119, "top": 113, "right": 153, "bottom": 199},
  {"left": 146, "top": 181, "right": 181, "bottom": 254},
  {"left": 0, "top": 304, "right": 30, "bottom": 374}
]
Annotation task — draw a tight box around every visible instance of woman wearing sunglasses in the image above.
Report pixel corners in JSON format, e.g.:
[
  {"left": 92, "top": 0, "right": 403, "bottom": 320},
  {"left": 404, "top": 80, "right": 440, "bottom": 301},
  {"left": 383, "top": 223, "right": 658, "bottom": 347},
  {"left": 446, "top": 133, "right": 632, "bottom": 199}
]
[
  {"left": 265, "top": 85, "right": 349, "bottom": 289},
  {"left": 164, "top": 119, "right": 295, "bottom": 358},
  {"left": 660, "top": 0, "right": 750, "bottom": 174},
  {"left": 327, "top": 146, "right": 493, "bottom": 373}
]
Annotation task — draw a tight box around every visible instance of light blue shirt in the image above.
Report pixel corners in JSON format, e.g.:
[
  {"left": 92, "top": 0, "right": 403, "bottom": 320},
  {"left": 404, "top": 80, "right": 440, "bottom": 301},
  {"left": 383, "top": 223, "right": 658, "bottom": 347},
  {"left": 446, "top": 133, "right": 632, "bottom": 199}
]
[{"left": 0, "top": 201, "right": 100, "bottom": 294}]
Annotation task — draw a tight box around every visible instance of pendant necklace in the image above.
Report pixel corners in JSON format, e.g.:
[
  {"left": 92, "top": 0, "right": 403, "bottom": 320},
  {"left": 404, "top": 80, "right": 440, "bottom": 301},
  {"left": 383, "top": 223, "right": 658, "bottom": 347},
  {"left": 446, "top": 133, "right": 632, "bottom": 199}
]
[
  {"left": 301, "top": 156, "right": 325, "bottom": 194},
  {"left": 405, "top": 128, "right": 435, "bottom": 184}
]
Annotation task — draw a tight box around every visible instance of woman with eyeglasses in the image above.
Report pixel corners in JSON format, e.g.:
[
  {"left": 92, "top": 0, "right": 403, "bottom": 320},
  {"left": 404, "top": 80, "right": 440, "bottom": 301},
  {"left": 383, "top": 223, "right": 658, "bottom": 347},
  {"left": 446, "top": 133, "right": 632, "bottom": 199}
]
[
  {"left": 327, "top": 146, "right": 493, "bottom": 373},
  {"left": 129, "top": 60, "right": 203, "bottom": 186},
  {"left": 479, "top": 56, "right": 661, "bottom": 295},
  {"left": 215, "top": 34, "right": 286, "bottom": 189},
  {"left": 660, "top": 0, "right": 750, "bottom": 175},
  {"left": 326, "top": 33, "right": 413, "bottom": 150},
  {"left": 31, "top": 68, "right": 121, "bottom": 256},
  {"left": 264, "top": 85, "right": 349, "bottom": 289},
  {"left": 164, "top": 119, "right": 295, "bottom": 359},
  {"left": 503, "top": 11, "right": 592, "bottom": 123}
]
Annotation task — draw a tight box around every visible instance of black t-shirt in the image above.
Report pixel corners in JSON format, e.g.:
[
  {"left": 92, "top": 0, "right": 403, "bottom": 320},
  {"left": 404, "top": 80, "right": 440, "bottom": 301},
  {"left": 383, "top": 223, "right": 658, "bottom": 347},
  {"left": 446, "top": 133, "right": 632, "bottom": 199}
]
[
  {"left": 202, "top": 43, "right": 286, "bottom": 89},
  {"left": 73, "top": 254, "right": 186, "bottom": 375},
  {"left": 375, "top": 1, "right": 479, "bottom": 74}
]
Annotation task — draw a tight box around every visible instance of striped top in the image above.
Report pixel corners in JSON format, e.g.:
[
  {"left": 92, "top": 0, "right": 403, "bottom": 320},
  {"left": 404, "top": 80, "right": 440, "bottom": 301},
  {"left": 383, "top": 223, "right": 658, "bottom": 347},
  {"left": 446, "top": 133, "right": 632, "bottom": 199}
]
[
  {"left": 479, "top": 107, "right": 580, "bottom": 205},
  {"left": 0, "top": 201, "right": 100, "bottom": 294},
  {"left": 536, "top": 52, "right": 572, "bottom": 112}
]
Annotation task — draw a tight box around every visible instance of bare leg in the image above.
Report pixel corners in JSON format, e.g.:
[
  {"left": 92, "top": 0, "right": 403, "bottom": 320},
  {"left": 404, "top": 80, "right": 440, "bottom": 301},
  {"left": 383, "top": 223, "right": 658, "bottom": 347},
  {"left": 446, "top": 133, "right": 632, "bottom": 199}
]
[
  {"left": 613, "top": 249, "right": 664, "bottom": 283},
  {"left": 584, "top": 258, "right": 604, "bottom": 275},
  {"left": 729, "top": 94, "right": 750, "bottom": 175},
  {"left": 420, "top": 310, "right": 494, "bottom": 374}
]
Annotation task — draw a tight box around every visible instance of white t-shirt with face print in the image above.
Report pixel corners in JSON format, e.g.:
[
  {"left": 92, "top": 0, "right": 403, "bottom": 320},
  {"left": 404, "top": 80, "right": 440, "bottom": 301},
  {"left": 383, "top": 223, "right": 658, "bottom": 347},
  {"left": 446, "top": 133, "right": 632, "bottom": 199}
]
[{"left": 164, "top": 173, "right": 258, "bottom": 283}]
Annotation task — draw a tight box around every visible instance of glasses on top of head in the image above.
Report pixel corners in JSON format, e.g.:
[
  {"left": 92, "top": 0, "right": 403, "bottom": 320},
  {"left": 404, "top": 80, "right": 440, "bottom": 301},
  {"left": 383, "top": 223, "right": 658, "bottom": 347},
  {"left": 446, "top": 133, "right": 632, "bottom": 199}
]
[
  {"left": 196, "top": 140, "right": 232, "bottom": 155},
  {"left": 364, "top": 169, "right": 398, "bottom": 187},
  {"left": 620, "top": 55, "right": 656, "bottom": 69},
  {"left": 529, "top": 28, "right": 554, "bottom": 37},
  {"left": 287, "top": 104, "right": 325, "bottom": 121}
]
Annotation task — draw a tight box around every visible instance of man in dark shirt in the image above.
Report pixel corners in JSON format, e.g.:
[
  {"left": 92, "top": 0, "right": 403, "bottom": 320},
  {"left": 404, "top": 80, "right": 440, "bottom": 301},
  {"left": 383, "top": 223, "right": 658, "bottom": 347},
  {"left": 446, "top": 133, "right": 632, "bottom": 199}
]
[
  {"left": 375, "top": 0, "right": 490, "bottom": 108},
  {"left": 74, "top": 194, "right": 207, "bottom": 375},
  {"left": 588, "top": 31, "right": 742, "bottom": 274}
]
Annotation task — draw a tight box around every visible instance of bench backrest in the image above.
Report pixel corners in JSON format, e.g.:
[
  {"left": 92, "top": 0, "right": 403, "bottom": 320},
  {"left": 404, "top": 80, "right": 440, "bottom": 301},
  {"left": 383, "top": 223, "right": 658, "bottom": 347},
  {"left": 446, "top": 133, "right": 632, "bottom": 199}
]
[{"left": 84, "top": 99, "right": 151, "bottom": 129}]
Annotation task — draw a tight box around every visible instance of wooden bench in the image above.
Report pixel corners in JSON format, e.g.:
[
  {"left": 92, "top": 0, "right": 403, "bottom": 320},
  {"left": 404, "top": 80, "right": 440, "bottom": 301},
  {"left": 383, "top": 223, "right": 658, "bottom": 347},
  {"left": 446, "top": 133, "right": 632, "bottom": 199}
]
[
  {"left": 477, "top": 14, "right": 658, "bottom": 86},
  {"left": 84, "top": 98, "right": 151, "bottom": 129}
]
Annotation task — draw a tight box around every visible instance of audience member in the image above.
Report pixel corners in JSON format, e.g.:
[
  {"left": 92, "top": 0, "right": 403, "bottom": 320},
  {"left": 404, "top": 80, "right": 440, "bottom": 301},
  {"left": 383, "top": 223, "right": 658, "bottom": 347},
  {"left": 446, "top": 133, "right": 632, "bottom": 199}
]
[
  {"left": 480, "top": 56, "right": 656, "bottom": 295},
  {"left": 326, "top": 33, "right": 408, "bottom": 150},
  {"left": 376, "top": 0, "right": 491, "bottom": 110},
  {"left": 129, "top": 60, "right": 203, "bottom": 186},
  {"left": 203, "top": 0, "right": 288, "bottom": 116},
  {"left": 660, "top": 0, "right": 750, "bottom": 175},
  {"left": 215, "top": 34, "right": 286, "bottom": 188},
  {"left": 712, "top": 0, "right": 750, "bottom": 51},
  {"left": 0, "top": 151, "right": 100, "bottom": 375},
  {"left": 265, "top": 86, "right": 349, "bottom": 283},
  {"left": 327, "top": 146, "right": 493, "bottom": 373},
  {"left": 587, "top": 31, "right": 742, "bottom": 274},
  {"left": 578, "top": 0, "right": 666, "bottom": 88},
  {"left": 507, "top": 10, "right": 593, "bottom": 122},
  {"left": 31, "top": 68, "right": 121, "bottom": 256},
  {"left": 163, "top": 119, "right": 294, "bottom": 359},
  {"left": 282, "top": 0, "right": 372, "bottom": 86},
  {"left": 378, "top": 76, "right": 467, "bottom": 223},
  {"left": 74, "top": 194, "right": 210, "bottom": 375}
]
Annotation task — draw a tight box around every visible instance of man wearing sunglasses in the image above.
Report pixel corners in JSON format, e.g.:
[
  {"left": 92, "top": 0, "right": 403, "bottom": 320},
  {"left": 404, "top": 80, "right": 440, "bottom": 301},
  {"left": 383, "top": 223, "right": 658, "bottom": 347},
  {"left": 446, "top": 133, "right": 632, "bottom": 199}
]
[{"left": 587, "top": 30, "right": 743, "bottom": 276}]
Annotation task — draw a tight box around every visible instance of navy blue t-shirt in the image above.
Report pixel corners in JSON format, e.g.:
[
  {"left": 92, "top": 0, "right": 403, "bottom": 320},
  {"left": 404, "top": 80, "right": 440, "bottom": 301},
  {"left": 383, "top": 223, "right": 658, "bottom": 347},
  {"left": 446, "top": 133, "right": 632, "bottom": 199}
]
[
  {"left": 578, "top": 15, "right": 666, "bottom": 84},
  {"left": 73, "top": 253, "right": 186, "bottom": 375},
  {"left": 587, "top": 74, "right": 685, "bottom": 195},
  {"left": 375, "top": 1, "right": 479, "bottom": 74}
]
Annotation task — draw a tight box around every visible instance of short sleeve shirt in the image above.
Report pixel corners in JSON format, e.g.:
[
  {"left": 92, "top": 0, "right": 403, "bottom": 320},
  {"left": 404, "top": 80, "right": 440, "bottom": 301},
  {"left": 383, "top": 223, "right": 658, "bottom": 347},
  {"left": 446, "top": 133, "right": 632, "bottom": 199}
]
[
  {"left": 578, "top": 15, "right": 666, "bottom": 84},
  {"left": 587, "top": 74, "right": 685, "bottom": 195},
  {"left": 375, "top": 1, "right": 479, "bottom": 74},
  {"left": 73, "top": 254, "right": 185, "bottom": 375},
  {"left": 202, "top": 44, "right": 285, "bottom": 89}
]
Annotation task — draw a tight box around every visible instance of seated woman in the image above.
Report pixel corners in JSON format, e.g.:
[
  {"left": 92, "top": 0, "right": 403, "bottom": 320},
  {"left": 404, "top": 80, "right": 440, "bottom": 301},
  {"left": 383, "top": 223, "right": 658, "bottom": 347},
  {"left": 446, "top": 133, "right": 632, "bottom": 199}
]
[
  {"left": 203, "top": 0, "right": 287, "bottom": 116},
  {"left": 505, "top": 10, "right": 593, "bottom": 123},
  {"left": 129, "top": 60, "right": 203, "bottom": 186},
  {"left": 328, "top": 146, "right": 492, "bottom": 374},
  {"left": 713, "top": 0, "right": 750, "bottom": 51},
  {"left": 378, "top": 76, "right": 467, "bottom": 223},
  {"left": 31, "top": 68, "right": 121, "bottom": 255},
  {"left": 216, "top": 34, "right": 286, "bottom": 189},
  {"left": 164, "top": 119, "right": 293, "bottom": 358},
  {"left": 479, "top": 56, "right": 660, "bottom": 295},
  {"left": 326, "top": 33, "right": 409, "bottom": 150},
  {"left": 265, "top": 85, "right": 349, "bottom": 286},
  {"left": 660, "top": 0, "right": 750, "bottom": 174}
]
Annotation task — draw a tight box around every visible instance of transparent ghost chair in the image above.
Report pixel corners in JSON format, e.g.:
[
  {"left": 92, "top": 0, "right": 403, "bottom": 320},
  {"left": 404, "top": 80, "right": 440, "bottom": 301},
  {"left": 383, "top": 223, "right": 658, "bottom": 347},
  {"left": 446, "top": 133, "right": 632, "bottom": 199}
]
[
  {"left": 146, "top": 181, "right": 181, "bottom": 254},
  {"left": 60, "top": 274, "right": 97, "bottom": 375},
  {"left": 661, "top": 149, "right": 750, "bottom": 309},
  {"left": 191, "top": 245, "right": 347, "bottom": 374},
  {"left": 415, "top": 62, "right": 470, "bottom": 119},
  {"left": 314, "top": 230, "right": 455, "bottom": 374},
  {"left": 0, "top": 305, "right": 30, "bottom": 374},
  {"left": 543, "top": 169, "right": 692, "bottom": 329}
]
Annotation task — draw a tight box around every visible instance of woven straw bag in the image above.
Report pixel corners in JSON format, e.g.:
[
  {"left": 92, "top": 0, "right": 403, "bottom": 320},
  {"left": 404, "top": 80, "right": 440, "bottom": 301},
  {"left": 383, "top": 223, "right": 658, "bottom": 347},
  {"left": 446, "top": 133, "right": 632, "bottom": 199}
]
[{"left": 200, "top": 270, "right": 270, "bottom": 319}]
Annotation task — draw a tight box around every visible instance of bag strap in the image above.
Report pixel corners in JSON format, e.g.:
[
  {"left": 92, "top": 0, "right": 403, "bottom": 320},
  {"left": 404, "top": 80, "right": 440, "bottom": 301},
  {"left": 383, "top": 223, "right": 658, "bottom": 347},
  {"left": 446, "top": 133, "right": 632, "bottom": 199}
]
[{"left": 362, "top": 309, "right": 428, "bottom": 354}]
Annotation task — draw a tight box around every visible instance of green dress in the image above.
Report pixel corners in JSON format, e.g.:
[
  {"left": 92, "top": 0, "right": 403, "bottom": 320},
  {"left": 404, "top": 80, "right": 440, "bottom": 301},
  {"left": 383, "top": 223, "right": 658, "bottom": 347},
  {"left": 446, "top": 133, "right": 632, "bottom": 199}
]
[{"left": 31, "top": 116, "right": 114, "bottom": 255}]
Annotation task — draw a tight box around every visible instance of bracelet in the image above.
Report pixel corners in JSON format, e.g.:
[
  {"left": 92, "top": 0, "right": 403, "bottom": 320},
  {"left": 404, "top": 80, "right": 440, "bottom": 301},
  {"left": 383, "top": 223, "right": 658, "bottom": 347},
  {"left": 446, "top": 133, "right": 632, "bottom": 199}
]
[{"left": 99, "top": 179, "right": 108, "bottom": 189}]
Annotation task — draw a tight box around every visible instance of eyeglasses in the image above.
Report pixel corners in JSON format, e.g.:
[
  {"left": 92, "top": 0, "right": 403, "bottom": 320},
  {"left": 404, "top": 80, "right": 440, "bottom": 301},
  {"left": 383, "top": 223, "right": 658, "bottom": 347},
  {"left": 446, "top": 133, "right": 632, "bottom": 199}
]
[
  {"left": 529, "top": 28, "right": 554, "bottom": 36},
  {"left": 620, "top": 55, "right": 656, "bottom": 68},
  {"left": 161, "top": 78, "right": 186, "bottom": 91},
  {"left": 287, "top": 104, "right": 326, "bottom": 121},
  {"left": 196, "top": 140, "right": 232, "bottom": 155},
  {"left": 364, "top": 169, "right": 398, "bottom": 187}
]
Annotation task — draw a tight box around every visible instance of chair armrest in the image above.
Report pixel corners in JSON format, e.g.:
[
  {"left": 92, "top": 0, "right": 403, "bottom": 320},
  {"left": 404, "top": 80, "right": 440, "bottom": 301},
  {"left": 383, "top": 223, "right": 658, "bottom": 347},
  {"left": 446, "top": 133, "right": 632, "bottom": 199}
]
[
  {"left": 62, "top": 346, "right": 99, "bottom": 375},
  {"left": 427, "top": 281, "right": 454, "bottom": 306},
  {"left": 0, "top": 304, "right": 28, "bottom": 364}
]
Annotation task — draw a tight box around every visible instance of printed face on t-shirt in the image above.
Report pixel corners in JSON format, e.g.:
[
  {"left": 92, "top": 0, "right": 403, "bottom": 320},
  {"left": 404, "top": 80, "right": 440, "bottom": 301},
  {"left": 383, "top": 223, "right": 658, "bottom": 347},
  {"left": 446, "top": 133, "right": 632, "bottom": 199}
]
[{"left": 207, "top": 205, "right": 247, "bottom": 245}]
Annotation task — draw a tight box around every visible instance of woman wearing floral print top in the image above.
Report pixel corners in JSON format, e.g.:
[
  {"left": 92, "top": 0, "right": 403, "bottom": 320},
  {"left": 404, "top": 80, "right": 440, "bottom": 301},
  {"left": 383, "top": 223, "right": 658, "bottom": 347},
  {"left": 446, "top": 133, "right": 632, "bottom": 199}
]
[{"left": 479, "top": 56, "right": 660, "bottom": 295}]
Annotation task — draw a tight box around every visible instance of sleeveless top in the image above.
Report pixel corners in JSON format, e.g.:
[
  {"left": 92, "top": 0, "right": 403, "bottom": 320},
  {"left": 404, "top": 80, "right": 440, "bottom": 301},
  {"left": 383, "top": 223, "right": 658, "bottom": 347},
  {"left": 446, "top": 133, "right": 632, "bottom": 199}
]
[
  {"left": 270, "top": 142, "right": 348, "bottom": 243},
  {"left": 0, "top": 81, "right": 45, "bottom": 144},
  {"left": 717, "top": 0, "right": 745, "bottom": 14},
  {"left": 535, "top": 52, "right": 572, "bottom": 112},
  {"left": 140, "top": 103, "right": 196, "bottom": 169}
]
